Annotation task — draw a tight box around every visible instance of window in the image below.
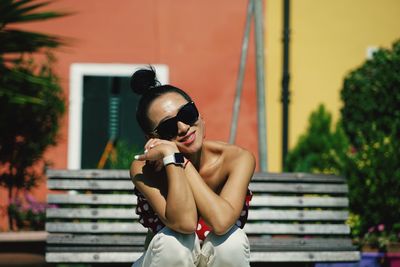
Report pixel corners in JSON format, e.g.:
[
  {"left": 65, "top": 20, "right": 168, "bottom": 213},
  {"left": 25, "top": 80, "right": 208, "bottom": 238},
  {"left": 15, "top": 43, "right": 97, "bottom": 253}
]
[{"left": 68, "top": 64, "right": 169, "bottom": 169}]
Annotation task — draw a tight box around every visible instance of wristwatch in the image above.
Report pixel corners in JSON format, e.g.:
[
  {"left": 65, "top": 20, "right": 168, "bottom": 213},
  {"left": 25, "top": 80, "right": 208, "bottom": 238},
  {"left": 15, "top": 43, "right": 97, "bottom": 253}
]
[{"left": 163, "top": 153, "right": 185, "bottom": 166}]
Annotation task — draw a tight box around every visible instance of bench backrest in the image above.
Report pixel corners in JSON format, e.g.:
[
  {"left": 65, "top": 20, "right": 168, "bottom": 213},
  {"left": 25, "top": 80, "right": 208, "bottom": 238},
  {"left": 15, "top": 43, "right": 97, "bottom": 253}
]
[{"left": 46, "top": 169, "right": 359, "bottom": 263}]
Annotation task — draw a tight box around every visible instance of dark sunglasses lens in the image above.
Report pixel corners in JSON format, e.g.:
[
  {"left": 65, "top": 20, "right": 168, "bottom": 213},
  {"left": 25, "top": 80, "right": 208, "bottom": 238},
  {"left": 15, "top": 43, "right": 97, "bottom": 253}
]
[
  {"left": 156, "top": 118, "right": 177, "bottom": 139},
  {"left": 178, "top": 102, "right": 199, "bottom": 125}
]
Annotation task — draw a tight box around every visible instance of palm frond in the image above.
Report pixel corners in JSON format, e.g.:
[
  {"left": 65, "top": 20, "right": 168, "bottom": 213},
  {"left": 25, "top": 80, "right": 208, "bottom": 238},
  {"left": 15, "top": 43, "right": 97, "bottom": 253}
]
[
  {"left": 0, "top": 29, "right": 64, "bottom": 53},
  {"left": 0, "top": 0, "right": 70, "bottom": 106},
  {"left": 0, "top": 88, "right": 44, "bottom": 104},
  {"left": 0, "top": 0, "right": 69, "bottom": 26}
]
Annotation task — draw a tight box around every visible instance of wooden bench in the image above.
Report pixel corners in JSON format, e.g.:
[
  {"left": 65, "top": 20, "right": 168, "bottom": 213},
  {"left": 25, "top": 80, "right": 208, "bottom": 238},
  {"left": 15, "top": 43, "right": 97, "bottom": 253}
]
[{"left": 45, "top": 169, "right": 360, "bottom": 264}]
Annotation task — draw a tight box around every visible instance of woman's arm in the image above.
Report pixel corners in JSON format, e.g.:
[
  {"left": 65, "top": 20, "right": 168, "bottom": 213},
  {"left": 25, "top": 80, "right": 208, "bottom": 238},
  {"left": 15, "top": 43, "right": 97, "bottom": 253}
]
[
  {"left": 130, "top": 140, "right": 198, "bottom": 234},
  {"left": 184, "top": 146, "right": 255, "bottom": 235}
]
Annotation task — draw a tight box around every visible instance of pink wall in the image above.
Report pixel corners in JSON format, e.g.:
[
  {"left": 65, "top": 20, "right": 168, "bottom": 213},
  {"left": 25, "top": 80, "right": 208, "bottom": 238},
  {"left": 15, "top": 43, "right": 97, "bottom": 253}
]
[{"left": 0, "top": 0, "right": 259, "bottom": 230}]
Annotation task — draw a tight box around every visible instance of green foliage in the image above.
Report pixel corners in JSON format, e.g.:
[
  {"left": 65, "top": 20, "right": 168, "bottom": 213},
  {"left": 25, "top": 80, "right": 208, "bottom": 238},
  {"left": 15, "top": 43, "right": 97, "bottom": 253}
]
[
  {"left": 284, "top": 104, "right": 349, "bottom": 175},
  {"left": 0, "top": 0, "right": 67, "bottom": 230},
  {"left": 109, "top": 140, "right": 141, "bottom": 169},
  {"left": 0, "top": 55, "right": 65, "bottom": 190},
  {"left": 0, "top": 0, "right": 68, "bottom": 105},
  {"left": 341, "top": 40, "right": 400, "bottom": 239}
]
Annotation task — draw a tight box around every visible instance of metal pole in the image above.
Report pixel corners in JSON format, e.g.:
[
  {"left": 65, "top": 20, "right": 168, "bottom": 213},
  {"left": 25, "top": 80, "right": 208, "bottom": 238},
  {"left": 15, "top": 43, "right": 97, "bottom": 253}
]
[
  {"left": 229, "top": 0, "right": 254, "bottom": 144},
  {"left": 254, "top": 0, "right": 268, "bottom": 172},
  {"left": 282, "top": 0, "right": 291, "bottom": 170}
]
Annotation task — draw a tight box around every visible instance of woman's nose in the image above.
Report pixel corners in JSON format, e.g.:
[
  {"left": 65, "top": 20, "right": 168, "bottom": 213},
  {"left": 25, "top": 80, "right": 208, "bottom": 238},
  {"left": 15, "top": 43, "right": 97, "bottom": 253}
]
[{"left": 177, "top": 121, "right": 190, "bottom": 135}]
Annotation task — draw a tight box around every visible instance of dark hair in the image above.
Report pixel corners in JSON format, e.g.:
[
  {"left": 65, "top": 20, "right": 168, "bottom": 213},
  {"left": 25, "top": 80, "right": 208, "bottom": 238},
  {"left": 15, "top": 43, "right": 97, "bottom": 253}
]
[{"left": 130, "top": 66, "right": 192, "bottom": 134}]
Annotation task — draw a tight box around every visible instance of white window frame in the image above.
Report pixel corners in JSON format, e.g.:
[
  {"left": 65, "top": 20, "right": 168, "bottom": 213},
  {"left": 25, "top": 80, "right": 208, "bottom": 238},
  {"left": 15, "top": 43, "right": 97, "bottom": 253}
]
[{"left": 68, "top": 63, "right": 169, "bottom": 169}]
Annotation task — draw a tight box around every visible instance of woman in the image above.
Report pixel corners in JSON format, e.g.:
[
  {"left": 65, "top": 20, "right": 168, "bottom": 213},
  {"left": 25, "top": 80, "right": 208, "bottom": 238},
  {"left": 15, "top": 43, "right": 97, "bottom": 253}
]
[{"left": 130, "top": 67, "right": 255, "bottom": 267}]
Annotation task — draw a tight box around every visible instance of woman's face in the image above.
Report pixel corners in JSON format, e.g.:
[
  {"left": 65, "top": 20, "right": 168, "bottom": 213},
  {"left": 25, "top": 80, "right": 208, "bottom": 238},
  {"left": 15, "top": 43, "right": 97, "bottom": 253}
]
[{"left": 147, "top": 92, "right": 204, "bottom": 154}]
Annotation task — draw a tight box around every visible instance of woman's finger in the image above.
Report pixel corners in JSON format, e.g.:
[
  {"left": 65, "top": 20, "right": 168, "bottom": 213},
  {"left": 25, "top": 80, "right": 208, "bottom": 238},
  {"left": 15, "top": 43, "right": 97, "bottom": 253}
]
[
  {"left": 134, "top": 153, "right": 146, "bottom": 161},
  {"left": 135, "top": 146, "right": 163, "bottom": 161}
]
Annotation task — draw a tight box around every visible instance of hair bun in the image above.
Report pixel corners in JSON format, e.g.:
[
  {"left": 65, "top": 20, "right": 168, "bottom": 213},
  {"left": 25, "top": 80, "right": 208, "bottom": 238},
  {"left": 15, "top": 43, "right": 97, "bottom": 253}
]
[{"left": 130, "top": 67, "right": 160, "bottom": 95}]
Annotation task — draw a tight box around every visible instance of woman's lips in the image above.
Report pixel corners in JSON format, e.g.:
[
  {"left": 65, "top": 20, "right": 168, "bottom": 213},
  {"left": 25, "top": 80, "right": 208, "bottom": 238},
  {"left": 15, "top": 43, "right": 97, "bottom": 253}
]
[{"left": 181, "top": 131, "right": 196, "bottom": 145}]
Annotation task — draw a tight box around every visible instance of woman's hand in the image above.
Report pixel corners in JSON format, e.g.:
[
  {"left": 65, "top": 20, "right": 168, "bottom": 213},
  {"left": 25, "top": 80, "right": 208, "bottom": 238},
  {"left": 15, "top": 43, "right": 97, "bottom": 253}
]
[{"left": 135, "top": 138, "right": 179, "bottom": 162}]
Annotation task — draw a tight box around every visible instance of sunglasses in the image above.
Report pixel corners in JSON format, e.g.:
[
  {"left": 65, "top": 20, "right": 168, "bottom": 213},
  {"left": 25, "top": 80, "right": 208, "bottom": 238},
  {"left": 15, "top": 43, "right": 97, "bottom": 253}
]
[{"left": 151, "top": 101, "right": 199, "bottom": 140}]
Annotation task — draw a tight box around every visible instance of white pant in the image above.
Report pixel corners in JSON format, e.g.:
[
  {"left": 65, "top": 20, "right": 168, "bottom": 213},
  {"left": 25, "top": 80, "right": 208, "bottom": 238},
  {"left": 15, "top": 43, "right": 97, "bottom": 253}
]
[{"left": 132, "top": 225, "right": 250, "bottom": 267}]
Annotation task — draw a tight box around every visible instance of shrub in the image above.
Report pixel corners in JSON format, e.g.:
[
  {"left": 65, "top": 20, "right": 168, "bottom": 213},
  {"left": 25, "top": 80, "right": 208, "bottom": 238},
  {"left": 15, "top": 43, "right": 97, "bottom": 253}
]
[
  {"left": 284, "top": 104, "right": 349, "bottom": 175},
  {"left": 341, "top": 40, "right": 400, "bottom": 237}
]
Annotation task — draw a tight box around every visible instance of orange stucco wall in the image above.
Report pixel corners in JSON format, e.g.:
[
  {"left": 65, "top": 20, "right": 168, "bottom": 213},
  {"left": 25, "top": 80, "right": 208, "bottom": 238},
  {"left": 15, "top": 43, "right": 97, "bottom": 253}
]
[{"left": 1, "top": 0, "right": 260, "bottom": 230}]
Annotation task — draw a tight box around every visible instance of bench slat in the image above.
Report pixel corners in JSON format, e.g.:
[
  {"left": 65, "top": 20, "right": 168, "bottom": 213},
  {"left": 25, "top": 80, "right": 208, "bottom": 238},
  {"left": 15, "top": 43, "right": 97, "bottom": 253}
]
[
  {"left": 47, "top": 222, "right": 350, "bottom": 235},
  {"left": 49, "top": 180, "right": 348, "bottom": 194},
  {"left": 46, "top": 208, "right": 139, "bottom": 219},
  {"left": 46, "top": 223, "right": 146, "bottom": 233},
  {"left": 47, "top": 194, "right": 136, "bottom": 205},
  {"left": 249, "top": 183, "right": 348, "bottom": 194},
  {"left": 250, "top": 251, "right": 360, "bottom": 262},
  {"left": 244, "top": 223, "right": 350, "bottom": 235},
  {"left": 47, "top": 169, "right": 130, "bottom": 179},
  {"left": 252, "top": 173, "right": 346, "bottom": 183},
  {"left": 48, "top": 180, "right": 134, "bottom": 190},
  {"left": 47, "top": 170, "right": 346, "bottom": 183},
  {"left": 249, "top": 237, "right": 356, "bottom": 251},
  {"left": 251, "top": 196, "right": 349, "bottom": 207},
  {"left": 47, "top": 246, "right": 144, "bottom": 252},
  {"left": 248, "top": 210, "right": 348, "bottom": 221},
  {"left": 47, "top": 194, "right": 349, "bottom": 208},
  {"left": 46, "top": 251, "right": 360, "bottom": 263},
  {"left": 47, "top": 234, "right": 145, "bottom": 245},
  {"left": 47, "top": 208, "right": 348, "bottom": 221},
  {"left": 46, "top": 252, "right": 142, "bottom": 263}
]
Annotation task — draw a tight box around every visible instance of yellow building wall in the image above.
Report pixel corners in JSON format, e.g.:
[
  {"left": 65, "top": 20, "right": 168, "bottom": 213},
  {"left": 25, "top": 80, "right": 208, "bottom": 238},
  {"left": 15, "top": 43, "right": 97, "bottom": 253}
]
[{"left": 265, "top": 0, "right": 400, "bottom": 172}]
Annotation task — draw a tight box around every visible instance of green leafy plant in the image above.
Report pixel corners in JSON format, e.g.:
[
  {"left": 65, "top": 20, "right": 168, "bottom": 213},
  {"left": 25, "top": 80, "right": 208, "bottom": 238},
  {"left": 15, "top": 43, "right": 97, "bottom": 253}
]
[
  {"left": 341, "top": 40, "right": 400, "bottom": 239},
  {"left": 284, "top": 104, "right": 350, "bottom": 175},
  {"left": 0, "top": 0, "right": 68, "bottom": 230}
]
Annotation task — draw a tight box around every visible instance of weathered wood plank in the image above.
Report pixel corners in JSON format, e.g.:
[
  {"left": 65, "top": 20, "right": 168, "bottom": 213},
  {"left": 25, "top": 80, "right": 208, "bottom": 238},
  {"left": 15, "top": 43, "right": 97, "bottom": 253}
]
[
  {"left": 48, "top": 194, "right": 349, "bottom": 208},
  {"left": 47, "top": 169, "right": 130, "bottom": 179},
  {"left": 47, "top": 170, "right": 346, "bottom": 183},
  {"left": 248, "top": 210, "right": 348, "bottom": 221},
  {"left": 244, "top": 223, "right": 350, "bottom": 235},
  {"left": 46, "top": 252, "right": 143, "bottom": 263},
  {"left": 248, "top": 237, "right": 356, "bottom": 251},
  {"left": 46, "top": 208, "right": 138, "bottom": 219},
  {"left": 250, "top": 251, "right": 360, "bottom": 262},
  {"left": 252, "top": 172, "right": 346, "bottom": 183},
  {"left": 49, "top": 179, "right": 349, "bottom": 193},
  {"left": 46, "top": 223, "right": 146, "bottom": 233},
  {"left": 47, "top": 246, "right": 144, "bottom": 252},
  {"left": 47, "top": 194, "right": 137, "bottom": 205},
  {"left": 48, "top": 180, "right": 134, "bottom": 190},
  {"left": 46, "top": 251, "right": 360, "bottom": 263},
  {"left": 250, "top": 196, "right": 349, "bottom": 207},
  {"left": 249, "top": 183, "right": 348, "bottom": 194},
  {"left": 47, "top": 208, "right": 348, "bottom": 221},
  {"left": 47, "top": 234, "right": 145, "bottom": 245}
]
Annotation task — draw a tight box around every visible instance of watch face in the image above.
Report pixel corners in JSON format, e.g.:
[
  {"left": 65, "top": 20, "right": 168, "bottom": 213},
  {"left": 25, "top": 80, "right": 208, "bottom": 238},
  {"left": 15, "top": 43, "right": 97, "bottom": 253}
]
[{"left": 174, "top": 153, "right": 185, "bottom": 164}]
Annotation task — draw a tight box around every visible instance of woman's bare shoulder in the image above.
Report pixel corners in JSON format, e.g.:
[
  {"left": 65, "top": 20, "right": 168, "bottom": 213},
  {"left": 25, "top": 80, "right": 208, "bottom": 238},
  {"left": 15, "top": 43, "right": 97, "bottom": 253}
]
[
  {"left": 204, "top": 141, "right": 255, "bottom": 169},
  {"left": 206, "top": 140, "right": 253, "bottom": 158}
]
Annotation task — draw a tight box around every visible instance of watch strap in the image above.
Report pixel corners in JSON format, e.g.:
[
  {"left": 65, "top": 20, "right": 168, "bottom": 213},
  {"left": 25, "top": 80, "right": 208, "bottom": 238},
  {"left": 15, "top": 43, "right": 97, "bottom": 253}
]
[{"left": 163, "top": 153, "right": 184, "bottom": 166}]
